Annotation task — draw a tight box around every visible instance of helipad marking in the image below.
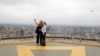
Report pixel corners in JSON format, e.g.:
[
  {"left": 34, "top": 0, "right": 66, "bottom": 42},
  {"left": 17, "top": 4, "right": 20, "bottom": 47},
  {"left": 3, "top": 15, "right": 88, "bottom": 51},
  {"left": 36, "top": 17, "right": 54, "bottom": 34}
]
[{"left": 17, "top": 46, "right": 85, "bottom": 56}]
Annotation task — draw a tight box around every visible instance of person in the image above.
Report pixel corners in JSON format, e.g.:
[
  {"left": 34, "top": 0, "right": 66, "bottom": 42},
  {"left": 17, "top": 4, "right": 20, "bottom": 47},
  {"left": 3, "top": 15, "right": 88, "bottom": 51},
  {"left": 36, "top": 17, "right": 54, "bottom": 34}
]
[
  {"left": 41, "top": 22, "right": 47, "bottom": 46},
  {"left": 34, "top": 19, "right": 44, "bottom": 45}
]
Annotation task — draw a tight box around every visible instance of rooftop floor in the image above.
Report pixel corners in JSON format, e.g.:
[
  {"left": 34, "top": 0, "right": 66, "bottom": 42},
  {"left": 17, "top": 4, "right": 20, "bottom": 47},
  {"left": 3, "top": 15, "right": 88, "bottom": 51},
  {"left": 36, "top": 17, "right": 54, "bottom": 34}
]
[{"left": 0, "top": 40, "right": 100, "bottom": 56}]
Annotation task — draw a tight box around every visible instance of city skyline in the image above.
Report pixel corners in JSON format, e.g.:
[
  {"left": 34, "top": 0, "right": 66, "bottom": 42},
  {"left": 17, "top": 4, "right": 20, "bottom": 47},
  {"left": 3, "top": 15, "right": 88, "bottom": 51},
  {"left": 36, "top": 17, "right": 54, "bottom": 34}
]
[{"left": 0, "top": 0, "right": 100, "bottom": 26}]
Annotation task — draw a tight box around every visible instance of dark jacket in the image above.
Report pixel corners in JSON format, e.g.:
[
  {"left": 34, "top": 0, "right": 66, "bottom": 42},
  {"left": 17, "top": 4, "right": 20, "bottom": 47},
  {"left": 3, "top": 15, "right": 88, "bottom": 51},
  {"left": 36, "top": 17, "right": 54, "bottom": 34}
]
[{"left": 35, "top": 26, "right": 42, "bottom": 33}]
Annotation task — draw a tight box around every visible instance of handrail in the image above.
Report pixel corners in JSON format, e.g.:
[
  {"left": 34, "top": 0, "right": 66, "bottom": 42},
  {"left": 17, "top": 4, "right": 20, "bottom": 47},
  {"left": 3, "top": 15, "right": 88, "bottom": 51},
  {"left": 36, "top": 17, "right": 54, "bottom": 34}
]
[
  {"left": 0, "top": 36, "right": 98, "bottom": 41},
  {"left": 1, "top": 36, "right": 33, "bottom": 40}
]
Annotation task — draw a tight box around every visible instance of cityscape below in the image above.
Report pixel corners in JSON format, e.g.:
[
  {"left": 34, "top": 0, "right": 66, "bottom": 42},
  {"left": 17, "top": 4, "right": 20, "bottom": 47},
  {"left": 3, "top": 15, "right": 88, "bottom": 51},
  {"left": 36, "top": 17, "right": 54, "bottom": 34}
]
[{"left": 0, "top": 24, "right": 100, "bottom": 40}]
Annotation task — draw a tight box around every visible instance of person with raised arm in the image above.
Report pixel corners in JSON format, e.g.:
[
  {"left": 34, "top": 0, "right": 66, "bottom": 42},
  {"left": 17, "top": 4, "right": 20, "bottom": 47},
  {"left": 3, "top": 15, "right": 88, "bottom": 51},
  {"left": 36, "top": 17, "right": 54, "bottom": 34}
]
[{"left": 34, "top": 19, "right": 43, "bottom": 45}]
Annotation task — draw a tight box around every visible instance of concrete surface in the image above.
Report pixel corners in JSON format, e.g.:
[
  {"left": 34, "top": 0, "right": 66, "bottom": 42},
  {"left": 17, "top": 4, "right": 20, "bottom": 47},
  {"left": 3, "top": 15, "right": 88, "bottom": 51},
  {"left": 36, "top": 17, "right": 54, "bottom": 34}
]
[{"left": 0, "top": 42, "right": 100, "bottom": 56}]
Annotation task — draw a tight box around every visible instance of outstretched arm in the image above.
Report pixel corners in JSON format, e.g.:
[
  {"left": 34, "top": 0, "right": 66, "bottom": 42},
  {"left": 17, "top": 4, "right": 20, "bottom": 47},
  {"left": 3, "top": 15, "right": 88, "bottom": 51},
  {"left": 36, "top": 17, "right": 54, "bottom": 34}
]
[{"left": 34, "top": 19, "right": 38, "bottom": 25}]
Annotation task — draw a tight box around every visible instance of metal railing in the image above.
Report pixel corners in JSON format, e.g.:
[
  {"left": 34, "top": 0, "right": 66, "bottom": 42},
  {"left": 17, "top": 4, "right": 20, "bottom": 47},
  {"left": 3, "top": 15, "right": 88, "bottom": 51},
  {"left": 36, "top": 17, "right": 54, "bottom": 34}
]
[{"left": 0, "top": 30, "right": 100, "bottom": 45}]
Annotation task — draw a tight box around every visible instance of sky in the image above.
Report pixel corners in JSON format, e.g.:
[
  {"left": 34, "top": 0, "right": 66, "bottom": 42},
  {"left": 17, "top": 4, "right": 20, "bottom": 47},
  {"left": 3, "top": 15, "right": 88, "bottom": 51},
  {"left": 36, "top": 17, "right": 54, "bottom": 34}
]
[{"left": 0, "top": 0, "right": 100, "bottom": 26}]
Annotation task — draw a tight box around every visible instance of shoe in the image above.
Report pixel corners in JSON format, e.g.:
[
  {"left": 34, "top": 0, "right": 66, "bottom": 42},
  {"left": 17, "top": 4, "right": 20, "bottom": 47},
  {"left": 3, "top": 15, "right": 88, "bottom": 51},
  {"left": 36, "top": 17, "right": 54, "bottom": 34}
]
[{"left": 41, "top": 43, "right": 46, "bottom": 46}]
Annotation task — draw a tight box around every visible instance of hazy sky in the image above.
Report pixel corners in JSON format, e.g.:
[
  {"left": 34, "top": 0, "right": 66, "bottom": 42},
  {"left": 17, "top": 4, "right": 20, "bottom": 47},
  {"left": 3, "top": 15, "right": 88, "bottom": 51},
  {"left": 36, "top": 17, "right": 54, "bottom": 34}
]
[{"left": 0, "top": 0, "right": 100, "bottom": 26}]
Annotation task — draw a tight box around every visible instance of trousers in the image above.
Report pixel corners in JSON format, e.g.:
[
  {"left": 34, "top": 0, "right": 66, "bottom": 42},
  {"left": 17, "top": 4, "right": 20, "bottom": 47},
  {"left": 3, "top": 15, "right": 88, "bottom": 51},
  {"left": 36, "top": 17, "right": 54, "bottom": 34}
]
[
  {"left": 36, "top": 32, "right": 42, "bottom": 44},
  {"left": 41, "top": 32, "right": 46, "bottom": 45}
]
